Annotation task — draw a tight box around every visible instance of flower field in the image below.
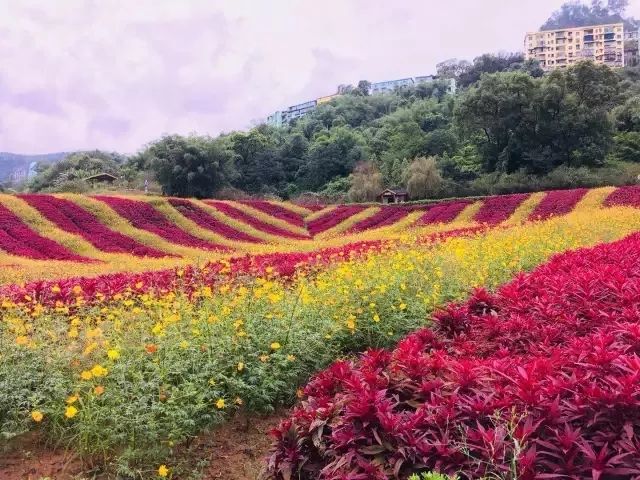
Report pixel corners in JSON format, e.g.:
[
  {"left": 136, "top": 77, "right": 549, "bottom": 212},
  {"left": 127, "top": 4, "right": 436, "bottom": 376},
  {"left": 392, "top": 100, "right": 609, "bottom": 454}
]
[{"left": 3, "top": 186, "right": 640, "bottom": 478}]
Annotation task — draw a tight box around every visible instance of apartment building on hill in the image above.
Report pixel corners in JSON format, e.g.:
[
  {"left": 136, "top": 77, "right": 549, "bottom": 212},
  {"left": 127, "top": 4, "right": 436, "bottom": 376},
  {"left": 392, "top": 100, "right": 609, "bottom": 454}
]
[
  {"left": 524, "top": 23, "right": 625, "bottom": 71},
  {"left": 266, "top": 75, "right": 456, "bottom": 127}
]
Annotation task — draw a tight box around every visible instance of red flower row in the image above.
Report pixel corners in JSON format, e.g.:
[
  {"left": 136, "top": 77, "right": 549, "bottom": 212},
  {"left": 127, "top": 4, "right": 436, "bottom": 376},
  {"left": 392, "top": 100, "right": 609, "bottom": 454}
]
[
  {"left": 205, "top": 201, "right": 310, "bottom": 240},
  {"left": 528, "top": 188, "right": 588, "bottom": 221},
  {"left": 21, "top": 195, "right": 169, "bottom": 258},
  {"left": 239, "top": 200, "right": 306, "bottom": 228},
  {"left": 169, "top": 199, "right": 263, "bottom": 244},
  {"left": 474, "top": 193, "right": 529, "bottom": 225},
  {"left": 0, "top": 204, "right": 91, "bottom": 262},
  {"left": 95, "top": 196, "right": 229, "bottom": 252},
  {"left": 0, "top": 227, "right": 484, "bottom": 308},
  {"left": 347, "top": 206, "right": 413, "bottom": 233},
  {"left": 605, "top": 185, "right": 640, "bottom": 208},
  {"left": 307, "top": 205, "right": 368, "bottom": 236},
  {"left": 266, "top": 231, "right": 640, "bottom": 479},
  {"left": 418, "top": 200, "right": 472, "bottom": 225}
]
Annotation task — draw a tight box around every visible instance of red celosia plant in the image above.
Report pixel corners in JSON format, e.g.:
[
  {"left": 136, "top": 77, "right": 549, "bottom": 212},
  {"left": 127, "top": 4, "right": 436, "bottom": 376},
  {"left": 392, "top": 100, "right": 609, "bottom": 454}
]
[
  {"left": 528, "top": 189, "right": 587, "bottom": 221},
  {"left": 169, "top": 198, "right": 263, "bottom": 244},
  {"left": 307, "top": 205, "right": 368, "bottom": 236},
  {"left": 347, "top": 207, "right": 414, "bottom": 233},
  {"left": 605, "top": 185, "right": 640, "bottom": 209},
  {"left": 265, "top": 231, "right": 640, "bottom": 479},
  {"left": 418, "top": 201, "right": 472, "bottom": 225},
  {"left": 474, "top": 193, "right": 529, "bottom": 225},
  {"left": 0, "top": 203, "right": 92, "bottom": 262},
  {"left": 205, "top": 200, "right": 311, "bottom": 240},
  {"left": 22, "top": 195, "right": 169, "bottom": 257},
  {"left": 95, "top": 196, "right": 230, "bottom": 251},
  {"left": 239, "top": 200, "right": 307, "bottom": 229}
]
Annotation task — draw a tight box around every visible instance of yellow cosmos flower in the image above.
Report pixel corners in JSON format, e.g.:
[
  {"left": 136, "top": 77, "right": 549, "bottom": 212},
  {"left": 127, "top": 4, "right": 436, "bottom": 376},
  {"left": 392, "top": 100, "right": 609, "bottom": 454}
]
[
  {"left": 158, "top": 464, "right": 169, "bottom": 477},
  {"left": 237, "top": 362, "right": 244, "bottom": 372},
  {"left": 286, "top": 354, "right": 296, "bottom": 362},
  {"left": 215, "top": 398, "right": 225, "bottom": 409},
  {"left": 66, "top": 394, "right": 78, "bottom": 404},
  {"left": 107, "top": 349, "right": 120, "bottom": 360},
  {"left": 15, "top": 336, "right": 28, "bottom": 346},
  {"left": 31, "top": 410, "right": 44, "bottom": 422},
  {"left": 65, "top": 405, "right": 78, "bottom": 419},
  {"left": 270, "top": 342, "right": 281, "bottom": 350},
  {"left": 90, "top": 364, "right": 108, "bottom": 377},
  {"left": 80, "top": 370, "right": 93, "bottom": 381}
]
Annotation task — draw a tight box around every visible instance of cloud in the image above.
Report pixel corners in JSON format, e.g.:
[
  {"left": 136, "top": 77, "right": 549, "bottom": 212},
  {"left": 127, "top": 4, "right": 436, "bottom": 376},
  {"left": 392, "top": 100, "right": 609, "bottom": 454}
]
[{"left": 0, "top": 0, "right": 636, "bottom": 154}]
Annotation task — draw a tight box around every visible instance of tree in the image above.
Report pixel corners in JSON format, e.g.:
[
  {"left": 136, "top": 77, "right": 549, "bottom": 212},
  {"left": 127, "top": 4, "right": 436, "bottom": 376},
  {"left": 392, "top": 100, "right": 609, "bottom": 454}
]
[
  {"left": 147, "top": 135, "right": 234, "bottom": 198},
  {"left": 436, "top": 58, "right": 471, "bottom": 79},
  {"left": 356, "top": 80, "right": 371, "bottom": 96},
  {"left": 613, "top": 96, "right": 640, "bottom": 132},
  {"left": 612, "top": 131, "right": 640, "bottom": 161},
  {"left": 348, "top": 161, "right": 383, "bottom": 202},
  {"left": 455, "top": 71, "right": 537, "bottom": 172},
  {"left": 297, "top": 127, "right": 367, "bottom": 190},
  {"left": 229, "top": 129, "right": 284, "bottom": 194},
  {"left": 457, "top": 53, "right": 526, "bottom": 88},
  {"left": 403, "top": 156, "right": 442, "bottom": 200},
  {"left": 564, "top": 61, "right": 620, "bottom": 110},
  {"left": 541, "top": 0, "right": 636, "bottom": 30}
]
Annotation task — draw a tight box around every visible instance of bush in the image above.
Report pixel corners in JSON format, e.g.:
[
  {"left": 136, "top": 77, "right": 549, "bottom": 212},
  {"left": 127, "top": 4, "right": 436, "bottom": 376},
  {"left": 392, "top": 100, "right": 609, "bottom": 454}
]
[
  {"left": 404, "top": 156, "right": 443, "bottom": 200},
  {"left": 613, "top": 132, "right": 640, "bottom": 163},
  {"left": 348, "top": 162, "right": 383, "bottom": 202}
]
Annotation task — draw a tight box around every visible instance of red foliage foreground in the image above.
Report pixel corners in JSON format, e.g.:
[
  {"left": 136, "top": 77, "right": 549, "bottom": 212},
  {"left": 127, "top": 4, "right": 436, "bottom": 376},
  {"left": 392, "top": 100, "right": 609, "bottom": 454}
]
[{"left": 266, "top": 232, "right": 640, "bottom": 480}]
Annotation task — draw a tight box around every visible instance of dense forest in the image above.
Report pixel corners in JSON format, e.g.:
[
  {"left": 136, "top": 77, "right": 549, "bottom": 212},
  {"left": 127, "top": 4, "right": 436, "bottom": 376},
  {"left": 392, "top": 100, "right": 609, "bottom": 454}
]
[{"left": 7, "top": 0, "right": 640, "bottom": 202}]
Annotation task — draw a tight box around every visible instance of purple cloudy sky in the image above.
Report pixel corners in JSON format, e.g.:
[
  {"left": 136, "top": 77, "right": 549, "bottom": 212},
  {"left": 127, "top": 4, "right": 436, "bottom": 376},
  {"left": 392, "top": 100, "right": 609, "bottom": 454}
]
[{"left": 1, "top": 0, "right": 639, "bottom": 154}]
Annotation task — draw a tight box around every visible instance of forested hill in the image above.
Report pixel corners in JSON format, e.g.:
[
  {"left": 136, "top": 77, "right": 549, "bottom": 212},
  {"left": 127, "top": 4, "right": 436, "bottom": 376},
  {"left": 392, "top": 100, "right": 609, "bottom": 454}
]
[{"left": 12, "top": 0, "right": 640, "bottom": 202}]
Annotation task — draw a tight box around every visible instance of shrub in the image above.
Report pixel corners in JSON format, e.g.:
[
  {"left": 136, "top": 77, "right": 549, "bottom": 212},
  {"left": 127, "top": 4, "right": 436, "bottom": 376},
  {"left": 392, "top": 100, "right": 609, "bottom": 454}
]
[
  {"left": 404, "top": 157, "right": 443, "bottom": 200},
  {"left": 612, "top": 132, "right": 640, "bottom": 163},
  {"left": 348, "top": 162, "right": 384, "bottom": 202}
]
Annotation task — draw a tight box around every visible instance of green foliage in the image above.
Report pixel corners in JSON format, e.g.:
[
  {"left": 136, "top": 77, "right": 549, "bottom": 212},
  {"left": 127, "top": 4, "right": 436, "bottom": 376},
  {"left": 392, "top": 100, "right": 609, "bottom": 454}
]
[
  {"left": 613, "top": 96, "right": 640, "bottom": 132},
  {"left": 28, "top": 151, "right": 124, "bottom": 193},
  {"left": 408, "top": 473, "right": 459, "bottom": 480},
  {"left": 541, "top": 0, "right": 637, "bottom": 31},
  {"left": 404, "top": 156, "right": 443, "bottom": 200},
  {"left": 348, "top": 161, "right": 383, "bottom": 202},
  {"left": 297, "top": 126, "right": 367, "bottom": 190},
  {"left": 144, "top": 134, "right": 235, "bottom": 198},
  {"left": 613, "top": 131, "right": 640, "bottom": 162},
  {"left": 456, "top": 62, "right": 619, "bottom": 175}
]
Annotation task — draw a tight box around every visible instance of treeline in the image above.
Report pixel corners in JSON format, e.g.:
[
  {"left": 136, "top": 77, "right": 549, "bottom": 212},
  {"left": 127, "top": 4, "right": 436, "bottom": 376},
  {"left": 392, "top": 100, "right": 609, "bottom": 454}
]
[{"left": 19, "top": 1, "right": 640, "bottom": 201}]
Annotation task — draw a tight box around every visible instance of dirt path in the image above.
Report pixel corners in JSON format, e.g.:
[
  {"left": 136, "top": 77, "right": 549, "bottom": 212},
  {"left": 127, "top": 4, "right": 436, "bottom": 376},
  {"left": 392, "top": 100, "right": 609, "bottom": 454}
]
[{"left": 0, "top": 412, "right": 283, "bottom": 480}]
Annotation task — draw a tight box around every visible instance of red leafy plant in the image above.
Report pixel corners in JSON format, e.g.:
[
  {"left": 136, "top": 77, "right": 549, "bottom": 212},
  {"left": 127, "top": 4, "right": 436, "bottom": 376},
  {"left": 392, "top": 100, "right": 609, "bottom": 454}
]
[
  {"left": 22, "top": 194, "right": 169, "bottom": 257},
  {"left": 265, "top": 231, "right": 640, "bottom": 479}
]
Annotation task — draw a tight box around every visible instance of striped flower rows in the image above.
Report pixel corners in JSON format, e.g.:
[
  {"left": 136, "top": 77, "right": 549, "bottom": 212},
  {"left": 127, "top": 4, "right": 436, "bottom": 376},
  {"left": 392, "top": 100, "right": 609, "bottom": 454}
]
[{"left": 0, "top": 187, "right": 640, "bottom": 284}]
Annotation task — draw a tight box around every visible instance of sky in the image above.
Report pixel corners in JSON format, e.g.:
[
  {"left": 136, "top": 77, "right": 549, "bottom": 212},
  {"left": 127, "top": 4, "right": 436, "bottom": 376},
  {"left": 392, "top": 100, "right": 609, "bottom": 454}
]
[{"left": 1, "top": 0, "right": 639, "bottom": 155}]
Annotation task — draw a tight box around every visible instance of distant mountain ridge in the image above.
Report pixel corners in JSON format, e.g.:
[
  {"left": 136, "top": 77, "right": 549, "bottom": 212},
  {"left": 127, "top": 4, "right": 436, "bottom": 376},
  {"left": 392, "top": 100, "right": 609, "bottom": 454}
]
[{"left": 0, "top": 152, "right": 69, "bottom": 181}]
